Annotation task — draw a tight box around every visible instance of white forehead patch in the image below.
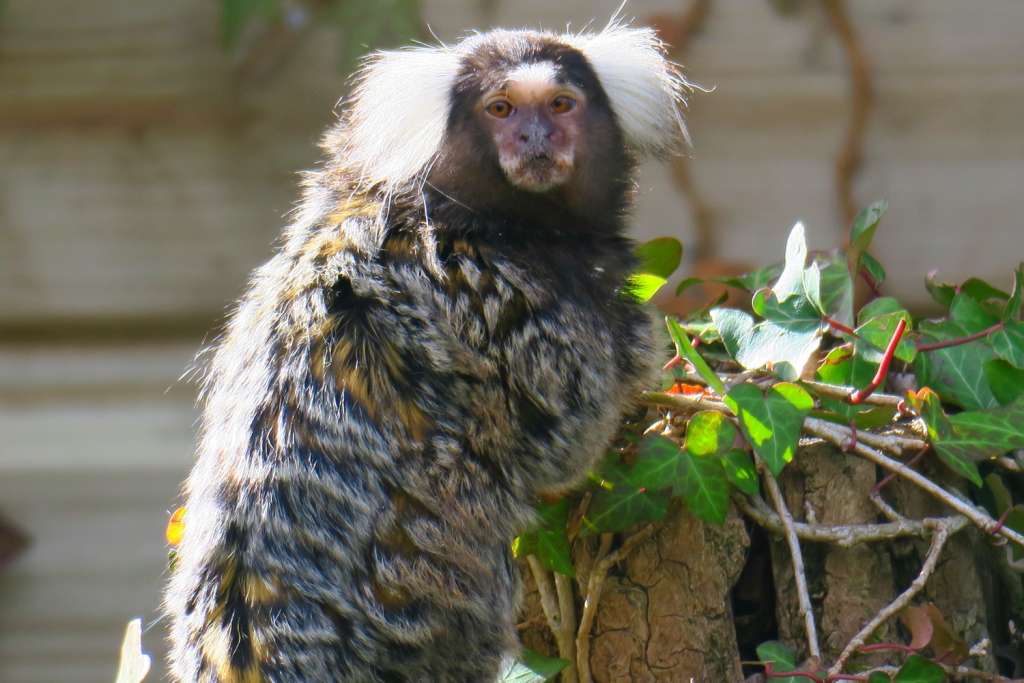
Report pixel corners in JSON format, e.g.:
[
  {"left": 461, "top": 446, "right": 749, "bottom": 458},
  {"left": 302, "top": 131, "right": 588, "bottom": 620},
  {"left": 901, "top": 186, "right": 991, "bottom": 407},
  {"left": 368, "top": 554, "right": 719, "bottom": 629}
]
[{"left": 506, "top": 61, "right": 558, "bottom": 88}]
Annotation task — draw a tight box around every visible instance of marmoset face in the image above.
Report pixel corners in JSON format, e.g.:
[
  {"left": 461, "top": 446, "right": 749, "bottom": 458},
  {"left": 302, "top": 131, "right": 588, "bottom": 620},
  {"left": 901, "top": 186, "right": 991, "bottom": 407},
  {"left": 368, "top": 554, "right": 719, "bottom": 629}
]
[{"left": 476, "top": 61, "right": 586, "bottom": 193}]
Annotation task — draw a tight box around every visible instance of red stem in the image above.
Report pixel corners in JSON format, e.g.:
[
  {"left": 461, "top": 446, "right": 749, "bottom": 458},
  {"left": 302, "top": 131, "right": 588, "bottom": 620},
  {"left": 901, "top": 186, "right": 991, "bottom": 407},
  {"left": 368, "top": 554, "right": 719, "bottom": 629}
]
[
  {"left": 858, "top": 643, "right": 919, "bottom": 655},
  {"left": 825, "top": 317, "right": 858, "bottom": 337},
  {"left": 916, "top": 321, "right": 1003, "bottom": 352},
  {"left": 849, "top": 318, "right": 907, "bottom": 404}
]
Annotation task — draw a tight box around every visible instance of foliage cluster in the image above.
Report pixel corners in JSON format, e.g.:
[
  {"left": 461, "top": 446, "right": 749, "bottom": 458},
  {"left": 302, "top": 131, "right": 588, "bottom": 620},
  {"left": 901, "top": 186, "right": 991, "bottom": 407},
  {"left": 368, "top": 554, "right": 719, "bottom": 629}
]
[{"left": 509, "top": 202, "right": 1024, "bottom": 682}]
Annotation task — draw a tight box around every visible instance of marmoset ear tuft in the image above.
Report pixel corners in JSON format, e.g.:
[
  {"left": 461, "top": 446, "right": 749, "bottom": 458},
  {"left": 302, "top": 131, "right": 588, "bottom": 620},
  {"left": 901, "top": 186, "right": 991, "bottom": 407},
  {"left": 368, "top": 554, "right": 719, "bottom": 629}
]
[{"left": 566, "top": 22, "right": 693, "bottom": 156}]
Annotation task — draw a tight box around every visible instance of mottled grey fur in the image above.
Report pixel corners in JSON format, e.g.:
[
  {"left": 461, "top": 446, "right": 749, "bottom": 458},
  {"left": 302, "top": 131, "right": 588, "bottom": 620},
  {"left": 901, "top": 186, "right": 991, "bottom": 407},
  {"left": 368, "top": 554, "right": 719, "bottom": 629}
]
[{"left": 165, "top": 25, "right": 684, "bottom": 683}]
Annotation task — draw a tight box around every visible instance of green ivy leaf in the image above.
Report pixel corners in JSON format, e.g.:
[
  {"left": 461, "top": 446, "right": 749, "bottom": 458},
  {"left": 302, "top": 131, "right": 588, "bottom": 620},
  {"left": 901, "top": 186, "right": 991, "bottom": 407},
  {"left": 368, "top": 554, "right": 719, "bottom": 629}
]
[
  {"left": 915, "top": 319, "right": 998, "bottom": 410},
  {"left": 857, "top": 310, "right": 917, "bottom": 364},
  {"left": 711, "top": 294, "right": 823, "bottom": 381},
  {"left": 959, "top": 277, "right": 1010, "bottom": 304},
  {"left": 755, "top": 640, "right": 817, "bottom": 683},
  {"left": 680, "top": 449, "right": 729, "bottom": 524},
  {"left": 513, "top": 499, "right": 574, "bottom": 576},
  {"left": 499, "top": 649, "right": 569, "bottom": 682},
  {"left": 814, "top": 346, "right": 894, "bottom": 427},
  {"left": 626, "top": 237, "right": 683, "bottom": 302},
  {"left": 893, "top": 655, "right": 945, "bottom": 683},
  {"left": 984, "top": 473, "right": 1013, "bottom": 516},
  {"left": 1003, "top": 263, "right": 1024, "bottom": 321},
  {"left": 773, "top": 222, "right": 809, "bottom": 302},
  {"left": 666, "top": 317, "right": 726, "bottom": 395},
  {"left": 684, "top": 411, "right": 738, "bottom": 457},
  {"left": 985, "top": 359, "right": 1024, "bottom": 405},
  {"left": 718, "top": 263, "right": 784, "bottom": 292},
  {"left": 817, "top": 260, "right": 856, "bottom": 328},
  {"left": 848, "top": 200, "right": 888, "bottom": 266},
  {"left": 925, "top": 271, "right": 957, "bottom": 309},
  {"left": 860, "top": 252, "right": 887, "bottom": 287},
  {"left": 991, "top": 320, "right": 1024, "bottom": 368},
  {"left": 913, "top": 390, "right": 982, "bottom": 487},
  {"left": 583, "top": 460, "right": 670, "bottom": 534},
  {"left": 627, "top": 436, "right": 686, "bottom": 492},
  {"left": 725, "top": 382, "right": 814, "bottom": 476},
  {"left": 949, "top": 293, "right": 1000, "bottom": 330},
  {"left": 722, "top": 449, "right": 759, "bottom": 495},
  {"left": 858, "top": 296, "right": 905, "bottom": 322},
  {"left": 756, "top": 640, "right": 796, "bottom": 670},
  {"left": 943, "top": 397, "right": 1024, "bottom": 462}
]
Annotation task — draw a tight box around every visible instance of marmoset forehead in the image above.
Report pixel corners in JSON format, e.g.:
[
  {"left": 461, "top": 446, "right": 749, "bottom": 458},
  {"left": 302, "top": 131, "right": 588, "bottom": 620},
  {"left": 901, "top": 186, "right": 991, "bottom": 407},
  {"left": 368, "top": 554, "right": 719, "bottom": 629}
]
[{"left": 455, "top": 36, "right": 601, "bottom": 100}]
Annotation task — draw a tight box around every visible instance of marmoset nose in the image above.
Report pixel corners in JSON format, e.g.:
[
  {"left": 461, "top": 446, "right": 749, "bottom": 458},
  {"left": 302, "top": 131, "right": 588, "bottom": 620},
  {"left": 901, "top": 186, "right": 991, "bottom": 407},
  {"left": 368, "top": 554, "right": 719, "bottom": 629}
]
[{"left": 517, "top": 115, "right": 555, "bottom": 152}]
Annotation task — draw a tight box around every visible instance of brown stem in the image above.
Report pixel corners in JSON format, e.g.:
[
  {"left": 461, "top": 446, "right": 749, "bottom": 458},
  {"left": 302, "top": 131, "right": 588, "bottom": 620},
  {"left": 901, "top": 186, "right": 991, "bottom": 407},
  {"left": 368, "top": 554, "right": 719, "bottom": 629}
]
[
  {"left": 916, "top": 321, "right": 1004, "bottom": 352},
  {"left": 762, "top": 465, "right": 822, "bottom": 663},
  {"left": 575, "top": 526, "right": 656, "bottom": 683}
]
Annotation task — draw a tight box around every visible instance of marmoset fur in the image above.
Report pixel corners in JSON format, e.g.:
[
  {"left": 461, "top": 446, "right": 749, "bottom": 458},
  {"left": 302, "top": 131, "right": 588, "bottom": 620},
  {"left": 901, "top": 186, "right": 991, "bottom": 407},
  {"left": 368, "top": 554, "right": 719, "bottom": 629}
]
[{"left": 166, "top": 21, "right": 690, "bottom": 683}]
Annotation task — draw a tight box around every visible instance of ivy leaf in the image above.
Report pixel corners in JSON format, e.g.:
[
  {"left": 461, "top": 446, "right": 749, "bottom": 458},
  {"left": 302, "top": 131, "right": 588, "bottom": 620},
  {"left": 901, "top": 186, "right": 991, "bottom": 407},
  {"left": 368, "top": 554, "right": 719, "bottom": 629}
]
[
  {"left": 679, "top": 449, "right": 729, "bottom": 524},
  {"left": 984, "top": 473, "right": 1013, "bottom": 516},
  {"left": 711, "top": 294, "right": 823, "bottom": 381},
  {"left": 860, "top": 252, "right": 887, "bottom": 287},
  {"left": 911, "top": 389, "right": 982, "bottom": 487},
  {"left": 773, "top": 222, "right": 808, "bottom": 302},
  {"left": 755, "top": 641, "right": 817, "bottom": 683},
  {"left": 915, "top": 319, "right": 998, "bottom": 410},
  {"left": 921, "top": 603, "right": 969, "bottom": 665},
  {"left": 925, "top": 271, "right": 957, "bottom": 309},
  {"left": 755, "top": 640, "right": 796, "bottom": 669},
  {"left": 499, "top": 649, "right": 569, "bottom": 682},
  {"left": 818, "top": 261, "right": 856, "bottom": 328},
  {"left": 990, "top": 320, "right": 1024, "bottom": 368},
  {"left": 949, "top": 292, "right": 1000, "bottom": 329},
  {"left": 627, "top": 435, "right": 686, "bottom": 492},
  {"left": 725, "top": 382, "right": 814, "bottom": 476},
  {"left": 626, "top": 237, "right": 683, "bottom": 302},
  {"left": 583, "top": 459, "right": 670, "bottom": 534},
  {"left": 684, "top": 411, "right": 738, "bottom": 457},
  {"left": 666, "top": 317, "right": 726, "bottom": 395},
  {"left": 1003, "top": 263, "right": 1024, "bottom": 321},
  {"left": 858, "top": 310, "right": 916, "bottom": 365},
  {"left": 722, "top": 449, "right": 759, "bottom": 495},
  {"left": 985, "top": 359, "right": 1024, "bottom": 405},
  {"left": 847, "top": 200, "right": 888, "bottom": 269},
  {"left": 814, "top": 346, "right": 894, "bottom": 427},
  {"left": 898, "top": 605, "right": 935, "bottom": 651},
  {"left": 718, "top": 263, "right": 784, "bottom": 292},
  {"left": 893, "top": 656, "right": 944, "bottom": 683},
  {"left": 942, "top": 397, "right": 1024, "bottom": 463},
  {"left": 959, "top": 277, "right": 1010, "bottom": 304},
  {"left": 513, "top": 499, "right": 574, "bottom": 576}
]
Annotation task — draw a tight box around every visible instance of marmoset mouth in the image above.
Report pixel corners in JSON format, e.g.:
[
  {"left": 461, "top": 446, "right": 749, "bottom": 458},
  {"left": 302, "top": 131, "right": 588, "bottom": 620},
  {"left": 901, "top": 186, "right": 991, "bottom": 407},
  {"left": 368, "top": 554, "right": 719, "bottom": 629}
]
[{"left": 507, "top": 154, "right": 573, "bottom": 192}]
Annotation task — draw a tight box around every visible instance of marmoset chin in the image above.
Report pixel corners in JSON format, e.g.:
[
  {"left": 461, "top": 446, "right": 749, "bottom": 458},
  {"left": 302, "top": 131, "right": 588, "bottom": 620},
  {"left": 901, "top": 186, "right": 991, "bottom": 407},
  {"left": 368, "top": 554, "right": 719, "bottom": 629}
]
[{"left": 165, "top": 20, "right": 690, "bottom": 683}]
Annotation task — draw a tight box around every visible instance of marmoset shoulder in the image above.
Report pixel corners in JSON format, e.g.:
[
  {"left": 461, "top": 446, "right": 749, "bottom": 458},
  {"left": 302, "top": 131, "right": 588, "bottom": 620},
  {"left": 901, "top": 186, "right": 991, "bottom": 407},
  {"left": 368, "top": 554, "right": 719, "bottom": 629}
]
[{"left": 165, "top": 21, "right": 690, "bottom": 683}]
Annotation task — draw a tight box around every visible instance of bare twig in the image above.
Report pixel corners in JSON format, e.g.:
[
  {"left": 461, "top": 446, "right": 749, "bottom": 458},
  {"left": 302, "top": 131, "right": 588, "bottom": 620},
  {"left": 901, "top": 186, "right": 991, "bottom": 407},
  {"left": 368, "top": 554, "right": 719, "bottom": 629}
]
[
  {"left": 527, "top": 556, "right": 577, "bottom": 682},
  {"left": 828, "top": 516, "right": 967, "bottom": 677},
  {"left": 996, "top": 455, "right": 1023, "bottom": 473},
  {"left": 554, "top": 573, "right": 578, "bottom": 683},
  {"left": 761, "top": 466, "right": 821, "bottom": 663},
  {"left": 805, "top": 417, "right": 1024, "bottom": 549},
  {"left": 735, "top": 493, "right": 954, "bottom": 547},
  {"left": 801, "top": 379, "right": 904, "bottom": 408},
  {"left": 576, "top": 526, "right": 657, "bottom": 683}
]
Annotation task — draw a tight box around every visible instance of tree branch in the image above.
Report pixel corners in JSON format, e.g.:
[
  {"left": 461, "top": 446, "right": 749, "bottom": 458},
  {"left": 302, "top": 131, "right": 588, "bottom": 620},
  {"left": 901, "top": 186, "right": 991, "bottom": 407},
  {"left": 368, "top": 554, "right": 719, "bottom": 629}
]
[
  {"left": 828, "top": 516, "right": 967, "bottom": 676},
  {"left": 575, "top": 526, "right": 656, "bottom": 683},
  {"left": 526, "top": 556, "right": 577, "bottom": 682},
  {"left": 761, "top": 464, "right": 821, "bottom": 663}
]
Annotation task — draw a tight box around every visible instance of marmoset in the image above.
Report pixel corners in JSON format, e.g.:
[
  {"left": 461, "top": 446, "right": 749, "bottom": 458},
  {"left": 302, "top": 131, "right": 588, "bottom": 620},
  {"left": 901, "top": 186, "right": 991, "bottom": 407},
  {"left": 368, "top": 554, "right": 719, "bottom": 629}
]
[{"left": 166, "top": 21, "right": 689, "bottom": 683}]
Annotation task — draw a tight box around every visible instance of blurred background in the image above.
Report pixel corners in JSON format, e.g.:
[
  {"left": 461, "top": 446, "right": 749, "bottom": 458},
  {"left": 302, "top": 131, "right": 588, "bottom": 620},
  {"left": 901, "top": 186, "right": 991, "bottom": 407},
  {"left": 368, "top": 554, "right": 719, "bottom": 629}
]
[{"left": 1, "top": 0, "right": 1022, "bottom": 680}]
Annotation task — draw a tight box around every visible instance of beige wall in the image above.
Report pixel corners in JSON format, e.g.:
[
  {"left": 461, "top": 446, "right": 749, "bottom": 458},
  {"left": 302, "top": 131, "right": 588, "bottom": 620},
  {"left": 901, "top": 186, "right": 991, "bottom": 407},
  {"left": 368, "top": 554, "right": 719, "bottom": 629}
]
[{"left": 1, "top": 1, "right": 1022, "bottom": 680}]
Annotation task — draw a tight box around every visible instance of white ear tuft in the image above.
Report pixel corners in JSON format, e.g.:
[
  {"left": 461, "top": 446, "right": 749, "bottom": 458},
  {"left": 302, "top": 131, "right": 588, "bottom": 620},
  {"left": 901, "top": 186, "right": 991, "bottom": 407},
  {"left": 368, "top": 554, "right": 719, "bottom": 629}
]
[
  {"left": 342, "top": 45, "right": 462, "bottom": 191},
  {"left": 566, "top": 23, "right": 692, "bottom": 156}
]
